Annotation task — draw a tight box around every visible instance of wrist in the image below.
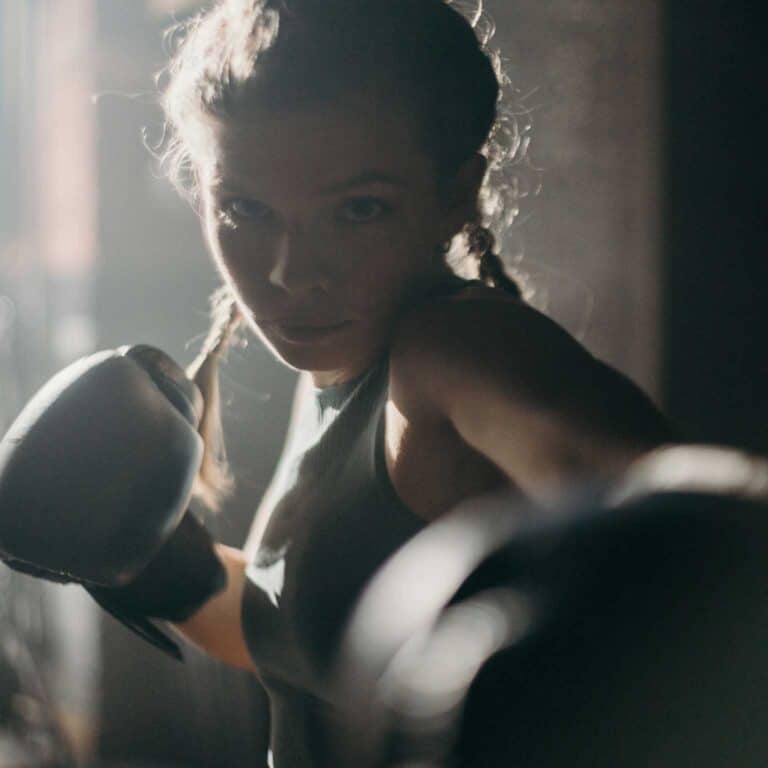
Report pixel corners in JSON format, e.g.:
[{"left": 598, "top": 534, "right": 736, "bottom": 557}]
[{"left": 88, "top": 510, "right": 227, "bottom": 623}]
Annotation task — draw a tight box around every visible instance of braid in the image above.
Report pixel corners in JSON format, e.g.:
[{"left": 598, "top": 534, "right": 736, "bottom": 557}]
[
  {"left": 186, "top": 285, "right": 244, "bottom": 513},
  {"left": 187, "top": 284, "right": 243, "bottom": 380},
  {"left": 467, "top": 222, "right": 522, "bottom": 298}
]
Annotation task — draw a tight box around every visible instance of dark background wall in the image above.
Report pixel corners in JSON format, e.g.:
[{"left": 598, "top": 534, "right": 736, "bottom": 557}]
[{"left": 662, "top": 1, "right": 767, "bottom": 453}]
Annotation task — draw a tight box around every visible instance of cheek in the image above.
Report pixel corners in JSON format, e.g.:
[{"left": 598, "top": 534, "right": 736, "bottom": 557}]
[
  {"left": 338, "top": 232, "right": 411, "bottom": 297},
  {"left": 207, "top": 222, "right": 273, "bottom": 283},
  {"left": 351, "top": 215, "right": 433, "bottom": 280}
]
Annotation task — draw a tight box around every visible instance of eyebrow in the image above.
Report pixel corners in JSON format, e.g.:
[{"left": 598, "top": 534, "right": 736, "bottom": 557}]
[{"left": 210, "top": 170, "right": 409, "bottom": 197}]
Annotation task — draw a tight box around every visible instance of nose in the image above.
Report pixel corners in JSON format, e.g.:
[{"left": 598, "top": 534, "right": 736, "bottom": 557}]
[{"left": 268, "top": 229, "right": 330, "bottom": 296}]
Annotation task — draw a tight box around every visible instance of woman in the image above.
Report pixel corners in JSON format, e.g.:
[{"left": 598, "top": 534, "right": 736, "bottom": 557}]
[{"left": 163, "top": 0, "right": 676, "bottom": 764}]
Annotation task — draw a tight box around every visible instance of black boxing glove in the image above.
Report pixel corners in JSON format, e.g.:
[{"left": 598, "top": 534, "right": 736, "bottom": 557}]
[{"left": 0, "top": 344, "right": 227, "bottom": 660}]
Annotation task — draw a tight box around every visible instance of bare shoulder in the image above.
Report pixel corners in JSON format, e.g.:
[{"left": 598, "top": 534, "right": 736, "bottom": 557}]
[
  {"left": 393, "top": 283, "right": 582, "bottom": 358},
  {"left": 388, "top": 282, "right": 677, "bottom": 451},
  {"left": 388, "top": 284, "right": 587, "bottom": 414}
]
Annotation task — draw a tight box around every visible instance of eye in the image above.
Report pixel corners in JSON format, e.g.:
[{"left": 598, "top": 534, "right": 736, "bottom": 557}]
[
  {"left": 337, "top": 196, "right": 390, "bottom": 224},
  {"left": 225, "top": 198, "right": 272, "bottom": 222}
]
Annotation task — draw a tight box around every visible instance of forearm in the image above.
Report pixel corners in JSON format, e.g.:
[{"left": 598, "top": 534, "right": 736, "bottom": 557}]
[{"left": 172, "top": 544, "right": 256, "bottom": 672}]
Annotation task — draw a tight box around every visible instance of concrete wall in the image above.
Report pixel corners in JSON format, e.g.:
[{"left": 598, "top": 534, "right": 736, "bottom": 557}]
[{"left": 488, "top": 0, "right": 662, "bottom": 395}]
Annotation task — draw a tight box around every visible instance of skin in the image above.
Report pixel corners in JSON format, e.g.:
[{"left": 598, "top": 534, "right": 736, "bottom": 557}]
[
  {"left": 194, "top": 92, "right": 482, "bottom": 387},
  {"left": 175, "top": 93, "right": 677, "bottom": 669}
]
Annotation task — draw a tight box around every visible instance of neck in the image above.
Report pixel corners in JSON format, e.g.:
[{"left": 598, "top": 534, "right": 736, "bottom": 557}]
[
  {"left": 309, "top": 267, "right": 469, "bottom": 389},
  {"left": 309, "top": 340, "right": 388, "bottom": 389}
]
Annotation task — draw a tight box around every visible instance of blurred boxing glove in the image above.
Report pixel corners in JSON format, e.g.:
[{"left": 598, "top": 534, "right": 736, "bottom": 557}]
[
  {"left": 0, "top": 344, "right": 227, "bottom": 660},
  {"left": 334, "top": 445, "right": 768, "bottom": 767}
]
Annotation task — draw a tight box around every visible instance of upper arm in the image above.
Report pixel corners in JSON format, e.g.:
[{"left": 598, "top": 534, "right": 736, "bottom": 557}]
[{"left": 390, "top": 295, "right": 678, "bottom": 501}]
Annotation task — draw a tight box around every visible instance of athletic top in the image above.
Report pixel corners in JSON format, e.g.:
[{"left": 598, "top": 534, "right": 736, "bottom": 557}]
[{"left": 241, "top": 276, "right": 482, "bottom": 767}]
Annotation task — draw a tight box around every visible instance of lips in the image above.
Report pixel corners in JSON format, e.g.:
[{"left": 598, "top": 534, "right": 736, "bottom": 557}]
[{"left": 271, "top": 320, "right": 351, "bottom": 344}]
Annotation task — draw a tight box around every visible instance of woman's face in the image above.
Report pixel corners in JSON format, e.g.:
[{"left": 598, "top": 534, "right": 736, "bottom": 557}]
[{"left": 196, "top": 93, "right": 479, "bottom": 386}]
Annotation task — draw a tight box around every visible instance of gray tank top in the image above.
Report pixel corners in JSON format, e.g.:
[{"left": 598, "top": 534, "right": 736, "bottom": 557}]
[
  {"left": 242, "top": 350, "right": 424, "bottom": 768},
  {"left": 241, "top": 278, "right": 480, "bottom": 767}
]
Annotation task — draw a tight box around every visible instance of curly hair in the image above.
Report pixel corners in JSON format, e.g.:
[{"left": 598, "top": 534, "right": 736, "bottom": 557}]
[{"left": 155, "top": 0, "right": 533, "bottom": 511}]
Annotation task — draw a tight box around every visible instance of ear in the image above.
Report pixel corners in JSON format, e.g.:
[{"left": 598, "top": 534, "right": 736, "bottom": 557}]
[{"left": 439, "top": 152, "right": 488, "bottom": 231}]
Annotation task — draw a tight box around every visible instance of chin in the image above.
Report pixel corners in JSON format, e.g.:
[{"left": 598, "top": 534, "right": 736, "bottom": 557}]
[{"left": 274, "top": 345, "right": 348, "bottom": 373}]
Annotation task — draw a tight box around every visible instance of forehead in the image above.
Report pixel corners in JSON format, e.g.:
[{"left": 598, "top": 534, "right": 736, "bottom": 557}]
[{"left": 197, "top": 93, "right": 435, "bottom": 196}]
